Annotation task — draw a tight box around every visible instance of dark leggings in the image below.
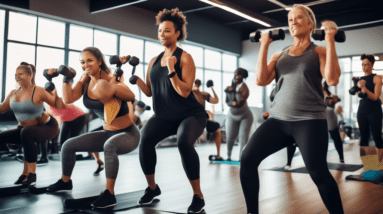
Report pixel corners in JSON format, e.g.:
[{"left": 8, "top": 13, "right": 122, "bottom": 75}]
[
  {"left": 357, "top": 104, "right": 383, "bottom": 148},
  {"left": 59, "top": 115, "right": 87, "bottom": 146},
  {"left": 240, "top": 118, "right": 343, "bottom": 214},
  {"left": 139, "top": 114, "right": 207, "bottom": 180},
  {"left": 0, "top": 117, "right": 59, "bottom": 163},
  {"left": 286, "top": 127, "right": 344, "bottom": 165}
]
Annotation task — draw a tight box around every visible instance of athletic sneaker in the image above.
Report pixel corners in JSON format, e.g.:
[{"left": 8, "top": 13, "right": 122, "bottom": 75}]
[
  {"left": 138, "top": 185, "right": 161, "bottom": 205},
  {"left": 14, "top": 175, "right": 27, "bottom": 185},
  {"left": 93, "top": 162, "right": 104, "bottom": 176},
  {"left": 47, "top": 179, "right": 73, "bottom": 192},
  {"left": 22, "top": 173, "right": 36, "bottom": 187},
  {"left": 187, "top": 194, "right": 205, "bottom": 213},
  {"left": 340, "top": 159, "right": 345, "bottom": 163},
  {"left": 37, "top": 158, "right": 49, "bottom": 166},
  {"left": 91, "top": 189, "right": 117, "bottom": 208},
  {"left": 284, "top": 165, "right": 292, "bottom": 170}
]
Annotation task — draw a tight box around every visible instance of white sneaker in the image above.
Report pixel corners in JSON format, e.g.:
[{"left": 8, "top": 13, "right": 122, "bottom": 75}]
[{"left": 284, "top": 165, "right": 292, "bottom": 170}]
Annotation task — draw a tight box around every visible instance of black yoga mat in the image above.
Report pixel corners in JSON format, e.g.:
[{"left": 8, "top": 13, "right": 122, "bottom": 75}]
[
  {"left": 62, "top": 190, "right": 144, "bottom": 214},
  {"left": 267, "top": 162, "right": 363, "bottom": 174}
]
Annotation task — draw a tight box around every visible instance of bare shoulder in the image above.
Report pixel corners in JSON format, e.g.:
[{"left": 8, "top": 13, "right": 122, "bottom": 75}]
[
  {"left": 180, "top": 50, "right": 193, "bottom": 64},
  {"left": 374, "top": 75, "right": 382, "bottom": 83}
]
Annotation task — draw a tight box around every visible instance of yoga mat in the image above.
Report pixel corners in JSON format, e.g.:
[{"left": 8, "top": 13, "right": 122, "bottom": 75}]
[{"left": 267, "top": 162, "right": 363, "bottom": 174}]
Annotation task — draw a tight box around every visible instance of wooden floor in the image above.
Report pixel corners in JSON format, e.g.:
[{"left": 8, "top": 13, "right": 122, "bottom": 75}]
[{"left": 1, "top": 140, "right": 383, "bottom": 214}]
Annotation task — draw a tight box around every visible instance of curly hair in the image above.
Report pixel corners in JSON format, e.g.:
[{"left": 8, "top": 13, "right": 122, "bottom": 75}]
[{"left": 156, "top": 8, "right": 187, "bottom": 42}]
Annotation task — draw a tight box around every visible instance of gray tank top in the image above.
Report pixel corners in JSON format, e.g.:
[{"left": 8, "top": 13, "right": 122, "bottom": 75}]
[
  {"left": 269, "top": 43, "right": 326, "bottom": 121},
  {"left": 10, "top": 86, "right": 44, "bottom": 122}
]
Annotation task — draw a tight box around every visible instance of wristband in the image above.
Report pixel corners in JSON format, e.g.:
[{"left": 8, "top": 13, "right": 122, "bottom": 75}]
[{"left": 168, "top": 71, "right": 176, "bottom": 78}]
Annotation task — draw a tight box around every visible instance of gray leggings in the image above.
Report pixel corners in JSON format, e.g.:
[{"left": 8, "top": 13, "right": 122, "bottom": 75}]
[
  {"left": 61, "top": 125, "right": 140, "bottom": 179},
  {"left": 226, "top": 103, "right": 253, "bottom": 160}
]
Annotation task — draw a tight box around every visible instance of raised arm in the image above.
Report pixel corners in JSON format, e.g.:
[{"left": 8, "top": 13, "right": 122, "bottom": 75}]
[
  {"left": 317, "top": 21, "right": 341, "bottom": 86},
  {"left": 0, "top": 89, "right": 16, "bottom": 113},
  {"left": 256, "top": 32, "right": 279, "bottom": 86},
  {"left": 207, "top": 87, "right": 219, "bottom": 104},
  {"left": 360, "top": 75, "right": 382, "bottom": 101},
  {"left": 63, "top": 74, "right": 87, "bottom": 104},
  {"left": 35, "top": 86, "right": 65, "bottom": 110},
  {"left": 167, "top": 52, "right": 195, "bottom": 98}
]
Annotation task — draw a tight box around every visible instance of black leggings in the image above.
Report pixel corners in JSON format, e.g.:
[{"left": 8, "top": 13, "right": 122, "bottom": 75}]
[
  {"left": 286, "top": 127, "right": 344, "bottom": 165},
  {"left": 59, "top": 115, "right": 87, "bottom": 146},
  {"left": 139, "top": 114, "right": 206, "bottom": 180},
  {"left": 240, "top": 118, "right": 343, "bottom": 214},
  {"left": 357, "top": 104, "right": 383, "bottom": 148},
  {"left": 0, "top": 117, "right": 59, "bottom": 163}
]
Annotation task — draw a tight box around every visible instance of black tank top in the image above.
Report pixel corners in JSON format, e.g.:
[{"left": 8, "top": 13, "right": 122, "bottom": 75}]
[
  {"left": 83, "top": 78, "right": 129, "bottom": 120},
  {"left": 359, "top": 74, "right": 381, "bottom": 106},
  {"left": 149, "top": 47, "right": 205, "bottom": 120}
]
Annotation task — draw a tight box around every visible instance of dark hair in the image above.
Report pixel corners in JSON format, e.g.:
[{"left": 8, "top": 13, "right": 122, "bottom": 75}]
[
  {"left": 195, "top": 79, "right": 201, "bottom": 86},
  {"left": 18, "top": 62, "right": 35, "bottom": 85},
  {"left": 156, "top": 8, "right": 187, "bottom": 42},
  {"left": 81, "top": 47, "right": 111, "bottom": 74},
  {"left": 361, "top": 54, "right": 375, "bottom": 65},
  {"left": 234, "top": 68, "right": 248, "bottom": 79}
]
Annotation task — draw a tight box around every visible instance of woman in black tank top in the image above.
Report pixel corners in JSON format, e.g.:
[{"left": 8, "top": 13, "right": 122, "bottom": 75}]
[
  {"left": 355, "top": 54, "right": 383, "bottom": 170},
  {"left": 129, "top": 8, "right": 206, "bottom": 213}
]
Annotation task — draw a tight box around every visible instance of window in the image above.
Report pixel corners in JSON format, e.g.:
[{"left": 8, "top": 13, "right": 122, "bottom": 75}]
[
  {"left": 204, "top": 49, "right": 221, "bottom": 70},
  {"left": 68, "top": 51, "right": 88, "bottom": 112},
  {"left": 0, "top": 9, "right": 5, "bottom": 99},
  {"left": 37, "top": 17, "right": 65, "bottom": 48},
  {"left": 120, "top": 36, "right": 144, "bottom": 62},
  {"left": 222, "top": 54, "right": 237, "bottom": 72},
  {"left": 69, "top": 24, "right": 93, "bottom": 51},
  {"left": 8, "top": 12, "right": 37, "bottom": 43},
  {"left": 145, "top": 41, "right": 163, "bottom": 63},
  {"left": 246, "top": 72, "right": 262, "bottom": 108},
  {"left": 182, "top": 44, "right": 203, "bottom": 68},
  {"left": 5, "top": 43, "right": 35, "bottom": 96},
  {"left": 94, "top": 30, "right": 117, "bottom": 56}
]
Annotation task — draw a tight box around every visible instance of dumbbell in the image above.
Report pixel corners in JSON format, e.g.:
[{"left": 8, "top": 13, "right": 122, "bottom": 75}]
[
  {"left": 110, "top": 55, "right": 131, "bottom": 82},
  {"left": 349, "top": 77, "right": 367, "bottom": 98},
  {"left": 249, "top": 29, "right": 285, "bottom": 43},
  {"left": 129, "top": 56, "right": 140, "bottom": 75},
  {"left": 312, "top": 29, "right": 346, "bottom": 42},
  {"left": 206, "top": 80, "right": 214, "bottom": 88},
  {"left": 43, "top": 69, "right": 59, "bottom": 92}
]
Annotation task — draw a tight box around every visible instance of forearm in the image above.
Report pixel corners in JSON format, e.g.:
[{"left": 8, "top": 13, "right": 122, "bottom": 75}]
[
  {"left": 137, "top": 78, "right": 152, "bottom": 97},
  {"left": 364, "top": 88, "right": 380, "bottom": 101},
  {"left": 54, "top": 97, "right": 66, "bottom": 110},
  {"left": 256, "top": 43, "right": 272, "bottom": 86},
  {"left": 169, "top": 75, "right": 191, "bottom": 98},
  {"left": 324, "top": 40, "right": 341, "bottom": 86},
  {"left": 62, "top": 83, "right": 79, "bottom": 104}
]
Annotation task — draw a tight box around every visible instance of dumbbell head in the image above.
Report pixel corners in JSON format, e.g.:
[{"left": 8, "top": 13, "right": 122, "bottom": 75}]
[
  {"left": 129, "top": 56, "right": 140, "bottom": 66},
  {"left": 43, "top": 69, "right": 59, "bottom": 82},
  {"left": 269, "top": 29, "right": 285, "bottom": 41},
  {"left": 249, "top": 31, "right": 261, "bottom": 43},
  {"left": 44, "top": 82, "right": 55, "bottom": 92},
  {"left": 206, "top": 80, "right": 214, "bottom": 88},
  {"left": 58, "top": 65, "right": 76, "bottom": 79},
  {"left": 312, "top": 29, "right": 346, "bottom": 42}
]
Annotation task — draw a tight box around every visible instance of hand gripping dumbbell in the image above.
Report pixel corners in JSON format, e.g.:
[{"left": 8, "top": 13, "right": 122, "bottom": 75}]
[
  {"left": 206, "top": 80, "right": 214, "bottom": 88},
  {"left": 43, "top": 65, "right": 75, "bottom": 92},
  {"left": 128, "top": 56, "right": 140, "bottom": 84},
  {"left": 249, "top": 29, "right": 285, "bottom": 43},
  {"left": 43, "top": 69, "right": 59, "bottom": 92},
  {"left": 349, "top": 77, "right": 367, "bottom": 98},
  {"left": 110, "top": 55, "right": 131, "bottom": 82},
  {"left": 312, "top": 29, "right": 346, "bottom": 42}
]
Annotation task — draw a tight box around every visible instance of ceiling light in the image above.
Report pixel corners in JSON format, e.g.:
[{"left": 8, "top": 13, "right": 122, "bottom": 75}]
[
  {"left": 199, "top": 0, "right": 271, "bottom": 27},
  {"left": 375, "top": 56, "right": 379, "bottom": 60},
  {"left": 285, "top": 7, "right": 292, "bottom": 11}
]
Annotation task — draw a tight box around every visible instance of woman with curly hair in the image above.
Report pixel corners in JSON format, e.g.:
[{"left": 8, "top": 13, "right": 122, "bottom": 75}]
[{"left": 129, "top": 8, "right": 207, "bottom": 213}]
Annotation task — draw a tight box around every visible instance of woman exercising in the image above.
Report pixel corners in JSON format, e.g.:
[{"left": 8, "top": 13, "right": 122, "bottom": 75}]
[
  {"left": 240, "top": 4, "right": 344, "bottom": 214},
  {"left": 355, "top": 54, "right": 383, "bottom": 170},
  {"left": 129, "top": 8, "right": 207, "bottom": 213},
  {"left": 0, "top": 62, "right": 62, "bottom": 187},
  {"left": 46, "top": 47, "right": 140, "bottom": 209},
  {"left": 224, "top": 68, "right": 253, "bottom": 161}
]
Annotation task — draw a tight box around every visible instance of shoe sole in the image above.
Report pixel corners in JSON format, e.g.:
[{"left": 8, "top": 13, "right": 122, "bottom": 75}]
[
  {"left": 188, "top": 207, "right": 205, "bottom": 213},
  {"left": 46, "top": 189, "right": 72, "bottom": 193},
  {"left": 91, "top": 203, "right": 116, "bottom": 208},
  {"left": 37, "top": 163, "right": 48, "bottom": 166},
  {"left": 137, "top": 195, "right": 160, "bottom": 205}
]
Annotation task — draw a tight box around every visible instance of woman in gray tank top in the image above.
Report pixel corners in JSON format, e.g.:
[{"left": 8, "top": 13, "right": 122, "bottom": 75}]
[
  {"left": 240, "top": 4, "right": 344, "bottom": 214},
  {"left": 224, "top": 68, "right": 253, "bottom": 161},
  {"left": 0, "top": 62, "right": 63, "bottom": 187}
]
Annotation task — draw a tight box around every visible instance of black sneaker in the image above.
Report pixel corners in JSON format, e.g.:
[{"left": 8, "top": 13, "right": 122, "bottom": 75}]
[
  {"left": 22, "top": 173, "right": 36, "bottom": 187},
  {"left": 37, "top": 158, "right": 49, "bottom": 166},
  {"left": 93, "top": 162, "right": 104, "bottom": 176},
  {"left": 14, "top": 175, "right": 27, "bottom": 185},
  {"left": 47, "top": 179, "right": 73, "bottom": 192},
  {"left": 138, "top": 185, "right": 161, "bottom": 205},
  {"left": 91, "top": 189, "right": 117, "bottom": 208},
  {"left": 187, "top": 194, "right": 205, "bottom": 213}
]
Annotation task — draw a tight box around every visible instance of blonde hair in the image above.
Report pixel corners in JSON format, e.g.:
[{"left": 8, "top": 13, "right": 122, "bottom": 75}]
[{"left": 291, "top": 4, "right": 316, "bottom": 35}]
